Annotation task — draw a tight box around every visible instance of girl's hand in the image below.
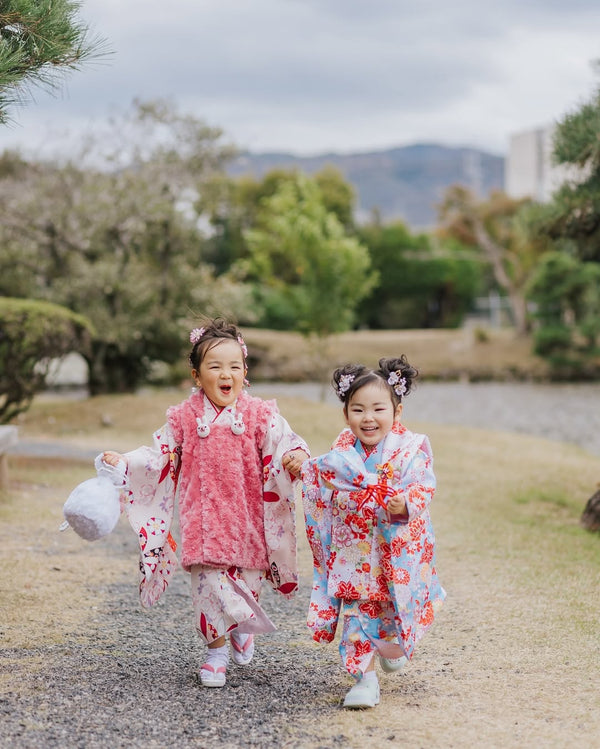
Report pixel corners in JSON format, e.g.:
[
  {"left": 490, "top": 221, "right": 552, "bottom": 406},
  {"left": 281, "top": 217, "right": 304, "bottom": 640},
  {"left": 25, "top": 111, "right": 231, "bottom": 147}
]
[
  {"left": 387, "top": 491, "right": 407, "bottom": 516},
  {"left": 282, "top": 449, "right": 309, "bottom": 478},
  {"left": 102, "top": 450, "right": 127, "bottom": 468}
]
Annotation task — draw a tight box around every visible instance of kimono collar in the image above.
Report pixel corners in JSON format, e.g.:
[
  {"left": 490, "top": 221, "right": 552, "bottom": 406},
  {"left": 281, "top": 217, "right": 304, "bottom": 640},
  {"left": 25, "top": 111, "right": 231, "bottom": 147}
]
[{"left": 355, "top": 438, "right": 385, "bottom": 470}]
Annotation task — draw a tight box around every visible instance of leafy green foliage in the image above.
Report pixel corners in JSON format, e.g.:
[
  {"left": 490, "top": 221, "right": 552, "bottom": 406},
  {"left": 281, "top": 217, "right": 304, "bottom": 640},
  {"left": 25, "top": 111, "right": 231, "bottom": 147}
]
[
  {"left": 202, "top": 166, "right": 357, "bottom": 276},
  {"left": 357, "top": 221, "right": 481, "bottom": 329},
  {"left": 240, "top": 174, "right": 376, "bottom": 336},
  {"left": 0, "top": 100, "right": 252, "bottom": 393},
  {"left": 0, "top": 297, "right": 93, "bottom": 422},
  {"left": 523, "top": 79, "right": 600, "bottom": 377},
  {"left": 527, "top": 251, "right": 600, "bottom": 378}
]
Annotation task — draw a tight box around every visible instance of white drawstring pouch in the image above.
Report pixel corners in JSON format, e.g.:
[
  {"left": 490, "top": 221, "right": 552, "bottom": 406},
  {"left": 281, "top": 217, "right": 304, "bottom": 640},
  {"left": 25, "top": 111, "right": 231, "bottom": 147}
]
[{"left": 60, "top": 455, "right": 127, "bottom": 541}]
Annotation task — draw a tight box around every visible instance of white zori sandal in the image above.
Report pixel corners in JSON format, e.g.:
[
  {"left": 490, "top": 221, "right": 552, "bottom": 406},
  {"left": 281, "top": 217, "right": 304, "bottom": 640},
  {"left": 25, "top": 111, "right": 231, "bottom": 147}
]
[
  {"left": 230, "top": 631, "right": 255, "bottom": 666},
  {"left": 200, "top": 644, "right": 229, "bottom": 687},
  {"left": 379, "top": 654, "right": 408, "bottom": 673}
]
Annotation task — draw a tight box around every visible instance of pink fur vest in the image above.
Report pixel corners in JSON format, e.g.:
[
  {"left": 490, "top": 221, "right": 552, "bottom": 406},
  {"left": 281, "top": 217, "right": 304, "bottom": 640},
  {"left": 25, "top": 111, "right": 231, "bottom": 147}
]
[{"left": 167, "top": 391, "right": 274, "bottom": 571}]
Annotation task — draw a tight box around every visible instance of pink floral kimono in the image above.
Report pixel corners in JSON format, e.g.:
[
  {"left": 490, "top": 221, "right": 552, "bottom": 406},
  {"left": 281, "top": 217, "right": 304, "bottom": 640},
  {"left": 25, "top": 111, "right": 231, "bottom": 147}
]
[
  {"left": 118, "top": 389, "right": 308, "bottom": 639},
  {"left": 301, "top": 422, "right": 445, "bottom": 675}
]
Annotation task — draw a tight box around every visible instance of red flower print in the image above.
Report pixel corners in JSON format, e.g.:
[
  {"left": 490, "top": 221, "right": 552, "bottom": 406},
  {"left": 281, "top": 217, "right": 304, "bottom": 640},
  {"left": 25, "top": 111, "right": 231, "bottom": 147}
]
[
  {"left": 322, "top": 469, "right": 336, "bottom": 482},
  {"left": 381, "top": 558, "right": 395, "bottom": 580},
  {"left": 391, "top": 536, "right": 406, "bottom": 556},
  {"left": 318, "top": 606, "right": 337, "bottom": 621},
  {"left": 306, "top": 526, "right": 315, "bottom": 541},
  {"left": 361, "top": 562, "right": 371, "bottom": 573},
  {"left": 380, "top": 542, "right": 392, "bottom": 561},
  {"left": 344, "top": 513, "right": 369, "bottom": 538},
  {"left": 336, "top": 431, "right": 356, "bottom": 450},
  {"left": 335, "top": 581, "right": 360, "bottom": 600},
  {"left": 419, "top": 601, "right": 434, "bottom": 626},
  {"left": 392, "top": 422, "right": 406, "bottom": 435},
  {"left": 352, "top": 473, "right": 365, "bottom": 488},
  {"left": 353, "top": 640, "right": 374, "bottom": 658},
  {"left": 314, "top": 629, "right": 334, "bottom": 643},
  {"left": 362, "top": 506, "right": 376, "bottom": 522},
  {"left": 359, "top": 601, "right": 383, "bottom": 619},
  {"left": 393, "top": 568, "right": 410, "bottom": 585},
  {"left": 422, "top": 539, "right": 434, "bottom": 563},
  {"left": 410, "top": 517, "right": 426, "bottom": 540},
  {"left": 346, "top": 657, "right": 361, "bottom": 675},
  {"left": 327, "top": 550, "right": 337, "bottom": 570}
]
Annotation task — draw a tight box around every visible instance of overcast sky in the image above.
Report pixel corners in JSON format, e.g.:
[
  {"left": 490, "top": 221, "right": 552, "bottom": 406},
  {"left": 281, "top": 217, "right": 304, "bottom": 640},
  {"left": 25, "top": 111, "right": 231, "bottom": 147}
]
[{"left": 1, "top": 0, "right": 599, "bottom": 158}]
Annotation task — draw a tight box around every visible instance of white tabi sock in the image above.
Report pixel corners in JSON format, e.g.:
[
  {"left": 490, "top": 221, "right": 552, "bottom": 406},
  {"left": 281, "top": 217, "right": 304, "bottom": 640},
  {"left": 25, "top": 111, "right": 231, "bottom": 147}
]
[{"left": 205, "top": 643, "right": 229, "bottom": 668}]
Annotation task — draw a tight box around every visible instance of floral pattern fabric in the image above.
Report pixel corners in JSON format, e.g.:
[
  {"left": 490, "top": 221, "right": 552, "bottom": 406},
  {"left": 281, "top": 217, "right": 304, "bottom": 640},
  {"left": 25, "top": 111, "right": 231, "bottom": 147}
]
[
  {"left": 190, "top": 565, "right": 275, "bottom": 643},
  {"left": 119, "top": 391, "right": 307, "bottom": 610},
  {"left": 339, "top": 600, "right": 399, "bottom": 676},
  {"left": 301, "top": 423, "right": 445, "bottom": 662}
]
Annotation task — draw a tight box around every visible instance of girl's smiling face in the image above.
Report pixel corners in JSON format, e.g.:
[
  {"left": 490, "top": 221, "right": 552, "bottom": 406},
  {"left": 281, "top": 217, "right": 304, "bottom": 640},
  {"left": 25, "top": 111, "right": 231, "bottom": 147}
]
[
  {"left": 345, "top": 380, "right": 402, "bottom": 446},
  {"left": 192, "top": 339, "right": 245, "bottom": 407}
]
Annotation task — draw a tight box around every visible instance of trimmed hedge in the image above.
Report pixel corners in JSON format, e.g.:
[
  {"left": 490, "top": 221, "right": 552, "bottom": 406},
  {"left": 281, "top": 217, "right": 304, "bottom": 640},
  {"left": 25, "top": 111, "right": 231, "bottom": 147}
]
[{"left": 0, "top": 297, "right": 93, "bottom": 423}]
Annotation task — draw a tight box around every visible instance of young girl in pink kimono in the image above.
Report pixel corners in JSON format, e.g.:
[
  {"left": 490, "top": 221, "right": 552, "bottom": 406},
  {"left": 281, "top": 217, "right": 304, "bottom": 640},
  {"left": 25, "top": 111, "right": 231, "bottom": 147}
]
[
  {"left": 101, "top": 319, "right": 309, "bottom": 688},
  {"left": 302, "top": 356, "right": 445, "bottom": 709}
]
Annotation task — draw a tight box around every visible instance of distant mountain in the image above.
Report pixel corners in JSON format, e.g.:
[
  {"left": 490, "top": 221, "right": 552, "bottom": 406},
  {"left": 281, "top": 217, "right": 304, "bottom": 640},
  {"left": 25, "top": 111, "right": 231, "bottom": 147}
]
[{"left": 228, "top": 143, "right": 505, "bottom": 228}]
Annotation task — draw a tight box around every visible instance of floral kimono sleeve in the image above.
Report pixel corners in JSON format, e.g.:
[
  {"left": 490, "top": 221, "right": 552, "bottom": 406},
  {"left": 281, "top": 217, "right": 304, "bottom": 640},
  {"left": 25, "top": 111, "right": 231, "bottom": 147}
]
[
  {"left": 301, "top": 459, "right": 340, "bottom": 643},
  {"left": 393, "top": 446, "right": 436, "bottom": 523},
  {"left": 261, "top": 412, "right": 309, "bottom": 598},
  {"left": 122, "top": 424, "right": 181, "bottom": 608}
]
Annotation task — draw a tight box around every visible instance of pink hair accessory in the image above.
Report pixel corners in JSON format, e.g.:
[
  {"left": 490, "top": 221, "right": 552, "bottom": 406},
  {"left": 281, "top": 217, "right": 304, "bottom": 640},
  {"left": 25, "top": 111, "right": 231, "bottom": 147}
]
[
  {"left": 190, "top": 327, "right": 206, "bottom": 344},
  {"left": 337, "top": 373, "right": 355, "bottom": 397},
  {"left": 237, "top": 334, "right": 248, "bottom": 359},
  {"left": 387, "top": 371, "right": 407, "bottom": 396}
]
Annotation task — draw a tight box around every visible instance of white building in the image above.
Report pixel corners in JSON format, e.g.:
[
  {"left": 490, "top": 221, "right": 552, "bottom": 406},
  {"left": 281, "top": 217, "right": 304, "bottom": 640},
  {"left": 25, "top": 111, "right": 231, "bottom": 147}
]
[{"left": 505, "top": 125, "right": 582, "bottom": 202}]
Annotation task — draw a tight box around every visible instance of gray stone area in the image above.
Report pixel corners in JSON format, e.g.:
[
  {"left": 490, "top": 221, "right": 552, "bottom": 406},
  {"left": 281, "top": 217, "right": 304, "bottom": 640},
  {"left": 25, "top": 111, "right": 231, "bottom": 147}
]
[{"left": 252, "top": 381, "right": 600, "bottom": 457}]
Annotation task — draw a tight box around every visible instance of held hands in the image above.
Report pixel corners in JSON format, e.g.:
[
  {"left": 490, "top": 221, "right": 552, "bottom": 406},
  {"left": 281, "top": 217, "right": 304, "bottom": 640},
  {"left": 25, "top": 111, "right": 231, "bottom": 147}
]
[{"left": 282, "top": 449, "right": 309, "bottom": 478}]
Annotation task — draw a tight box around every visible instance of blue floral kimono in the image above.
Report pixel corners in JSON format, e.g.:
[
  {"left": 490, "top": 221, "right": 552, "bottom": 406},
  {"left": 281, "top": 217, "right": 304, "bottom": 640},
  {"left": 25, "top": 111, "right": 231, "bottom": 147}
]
[{"left": 301, "top": 423, "right": 445, "bottom": 668}]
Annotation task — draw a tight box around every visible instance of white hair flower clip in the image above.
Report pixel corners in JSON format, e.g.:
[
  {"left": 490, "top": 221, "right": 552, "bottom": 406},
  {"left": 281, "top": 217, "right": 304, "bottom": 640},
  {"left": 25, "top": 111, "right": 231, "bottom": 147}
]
[
  {"left": 387, "top": 370, "right": 407, "bottom": 396},
  {"left": 337, "top": 373, "right": 355, "bottom": 397},
  {"left": 190, "top": 327, "right": 205, "bottom": 344}
]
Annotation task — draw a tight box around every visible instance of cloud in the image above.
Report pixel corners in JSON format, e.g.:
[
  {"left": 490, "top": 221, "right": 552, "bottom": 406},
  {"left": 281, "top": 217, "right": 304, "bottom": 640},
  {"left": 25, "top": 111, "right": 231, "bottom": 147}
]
[{"left": 1, "top": 0, "right": 598, "bottom": 157}]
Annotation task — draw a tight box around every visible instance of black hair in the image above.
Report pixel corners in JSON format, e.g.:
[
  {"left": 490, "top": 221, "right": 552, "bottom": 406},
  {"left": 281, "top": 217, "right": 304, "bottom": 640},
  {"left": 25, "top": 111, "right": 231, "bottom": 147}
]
[
  {"left": 188, "top": 318, "right": 246, "bottom": 370},
  {"left": 332, "top": 355, "right": 418, "bottom": 411}
]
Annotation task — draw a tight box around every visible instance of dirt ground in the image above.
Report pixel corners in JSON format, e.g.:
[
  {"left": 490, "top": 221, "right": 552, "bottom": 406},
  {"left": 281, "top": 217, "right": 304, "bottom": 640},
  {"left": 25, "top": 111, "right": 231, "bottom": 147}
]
[{"left": 1, "top": 393, "right": 600, "bottom": 748}]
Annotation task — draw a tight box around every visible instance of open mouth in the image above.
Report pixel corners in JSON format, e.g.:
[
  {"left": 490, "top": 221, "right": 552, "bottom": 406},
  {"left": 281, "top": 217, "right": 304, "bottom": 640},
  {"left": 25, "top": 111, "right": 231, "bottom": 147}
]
[{"left": 220, "top": 384, "right": 232, "bottom": 395}]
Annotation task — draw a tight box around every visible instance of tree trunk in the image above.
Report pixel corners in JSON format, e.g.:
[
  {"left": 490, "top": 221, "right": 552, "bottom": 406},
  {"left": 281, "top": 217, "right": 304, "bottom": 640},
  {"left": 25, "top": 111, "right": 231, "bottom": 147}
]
[{"left": 580, "top": 487, "right": 600, "bottom": 532}]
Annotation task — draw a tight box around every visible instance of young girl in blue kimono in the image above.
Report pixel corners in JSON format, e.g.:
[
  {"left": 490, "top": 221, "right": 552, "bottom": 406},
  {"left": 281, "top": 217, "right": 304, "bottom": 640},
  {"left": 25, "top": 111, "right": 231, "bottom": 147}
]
[{"left": 302, "top": 356, "right": 445, "bottom": 709}]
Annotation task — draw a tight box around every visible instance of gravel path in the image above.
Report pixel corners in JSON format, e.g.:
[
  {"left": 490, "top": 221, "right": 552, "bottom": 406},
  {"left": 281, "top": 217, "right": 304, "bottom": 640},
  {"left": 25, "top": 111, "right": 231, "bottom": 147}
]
[
  {"left": 2, "top": 525, "right": 345, "bottom": 748},
  {"left": 3, "top": 382, "right": 599, "bottom": 748}
]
